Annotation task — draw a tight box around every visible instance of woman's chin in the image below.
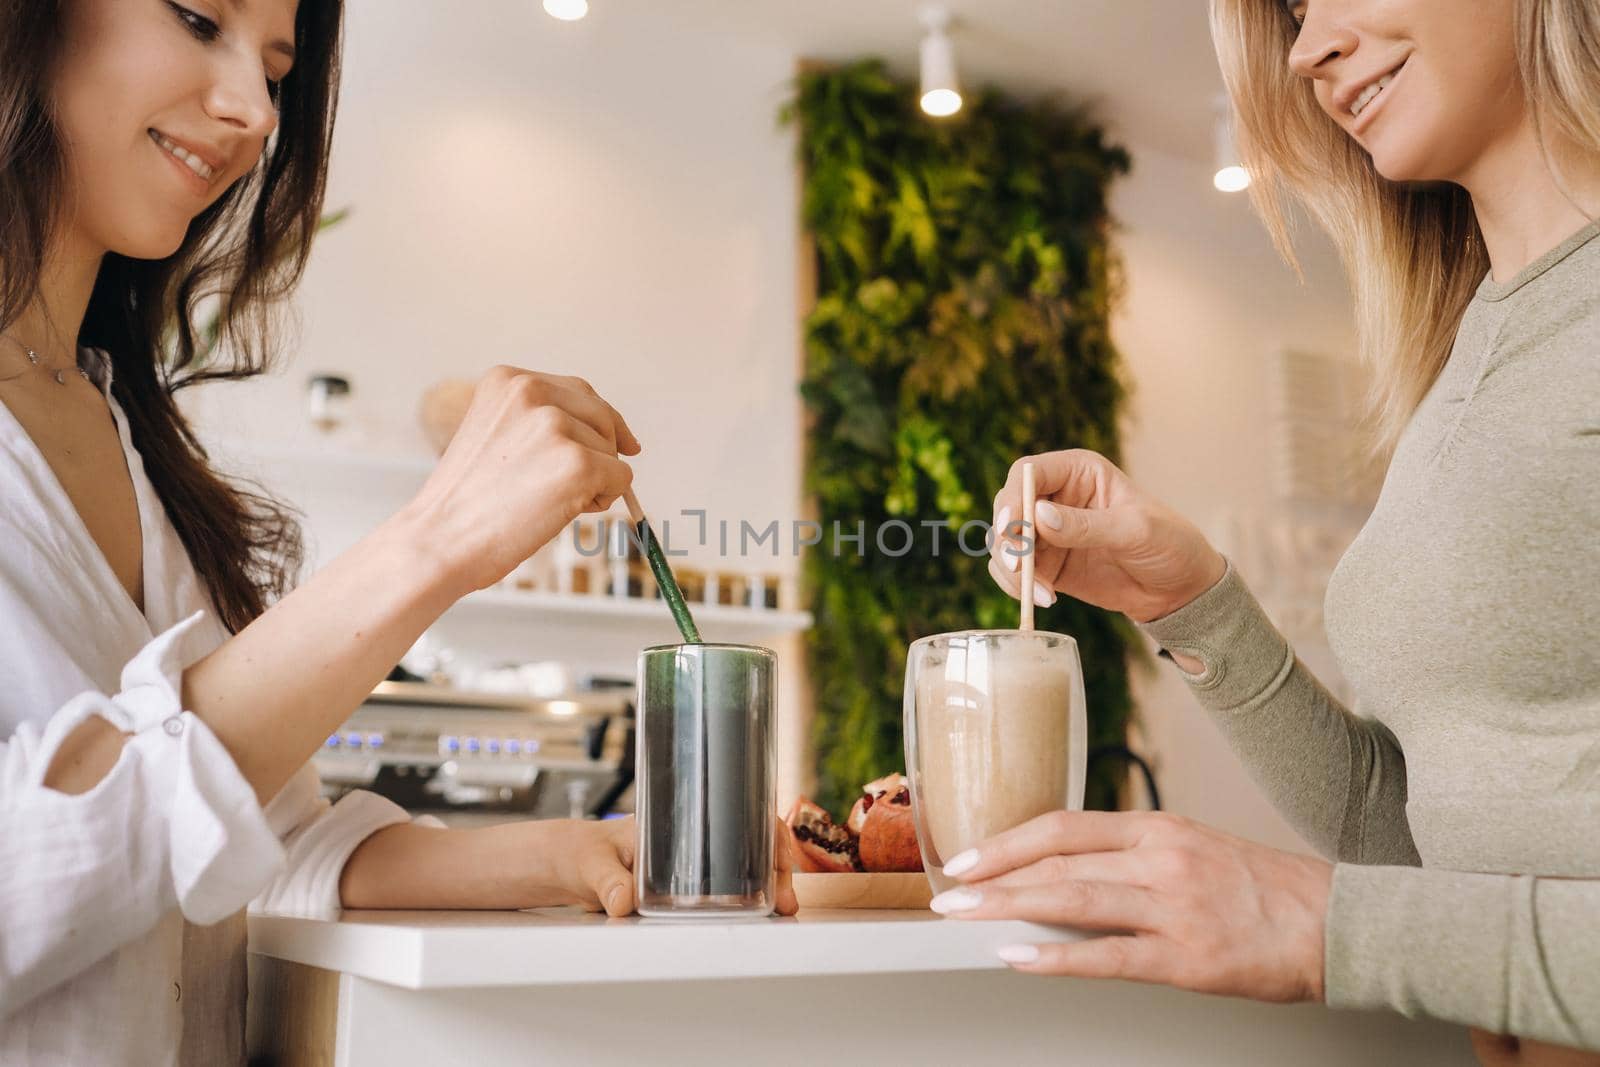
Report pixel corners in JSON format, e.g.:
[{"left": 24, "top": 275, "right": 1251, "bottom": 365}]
[
  {"left": 1368, "top": 149, "right": 1439, "bottom": 186},
  {"left": 1364, "top": 131, "right": 1459, "bottom": 187},
  {"left": 108, "top": 227, "right": 189, "bottom": 262}
]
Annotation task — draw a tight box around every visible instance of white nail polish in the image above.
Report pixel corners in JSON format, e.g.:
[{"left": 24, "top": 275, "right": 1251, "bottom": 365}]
[
  {"left": 929, "top": 888, "right": 982, "bottom": 914},
  {"left": 995, "top": 505, "right": 1012, "bottom": 539},
  {"left": 1034, "top": 500, "right": 1062, "bottom": 531},
  {"left": 997, "top": 944, "right": 1040, "bottom": 965},
  {"left": 1033, "top": 581, "right": 1055, "bottom": 606},
  {"left": 1005, "top": 551, "right": 1019, "bottom": 573},
  {"left": 941, "top": 850, "right": 980, "bottom": 877}
]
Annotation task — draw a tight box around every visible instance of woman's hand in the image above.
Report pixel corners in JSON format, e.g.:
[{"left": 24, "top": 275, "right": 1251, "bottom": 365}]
[
  {"left": 512, "top": 816, "right": 798, "bottom": 918},
  {"left": 399, "top": 366, "right": 643, "bottom": 595},
  {"left": 514, "top": 817, "right": 644, "bottom": 917},
  {"left": 928, "top": 810, "right": 1332, "bottom": 1003},
  {"left": 989, "top": 450, "right": 1226, "bottom": 624}
]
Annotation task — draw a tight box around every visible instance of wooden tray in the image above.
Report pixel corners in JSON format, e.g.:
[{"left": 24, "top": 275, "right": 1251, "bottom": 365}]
[{"left": 793, "top": 872, "right": 933, "bottom": 910}]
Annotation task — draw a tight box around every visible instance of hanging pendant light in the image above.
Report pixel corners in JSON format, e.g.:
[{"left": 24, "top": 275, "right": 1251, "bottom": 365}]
[{"left": 919, "top": 7, "right": 962, "bottom": 118}]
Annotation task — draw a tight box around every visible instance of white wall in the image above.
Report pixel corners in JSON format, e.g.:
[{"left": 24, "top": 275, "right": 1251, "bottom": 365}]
[
  {"left": 193, "top": 0, "right": 805, "bottom": 560},
  {"left": 190, "top": 1, "right": 1364, "bottom": 849}
]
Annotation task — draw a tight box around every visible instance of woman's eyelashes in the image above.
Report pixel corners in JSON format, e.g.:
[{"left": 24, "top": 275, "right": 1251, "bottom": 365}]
[{"left": 166, "top": 1, "right": 221, "bottom": 42}]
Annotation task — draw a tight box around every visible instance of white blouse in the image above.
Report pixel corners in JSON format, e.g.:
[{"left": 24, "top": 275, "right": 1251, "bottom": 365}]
[{"left": 0, "top": 350, "right": 414, "bottom": 1066}]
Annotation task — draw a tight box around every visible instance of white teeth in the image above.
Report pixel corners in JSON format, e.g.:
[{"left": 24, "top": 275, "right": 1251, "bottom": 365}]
[
  {"left": 1350, "top": 73, "right": 1395, "bottom": 119},
  {"left": 148, "top": 130, "right": 216, "bottom": 183}
]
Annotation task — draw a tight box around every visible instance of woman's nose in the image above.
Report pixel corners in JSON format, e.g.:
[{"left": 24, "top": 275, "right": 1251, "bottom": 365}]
[
  {"left": 1287, "top": 7, "right": 1360, "bottom": 80},
  {"left": 204, "top": 63, "right": 280, "bottom": 142}
]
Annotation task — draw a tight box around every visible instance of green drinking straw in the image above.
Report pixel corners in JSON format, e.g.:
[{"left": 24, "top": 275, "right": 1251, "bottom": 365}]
[{"left": 623, "top": 491, "right": 702, "bottom": 644}]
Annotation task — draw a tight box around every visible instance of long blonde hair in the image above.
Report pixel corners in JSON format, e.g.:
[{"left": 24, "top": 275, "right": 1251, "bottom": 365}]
[{"left": 1210, "top": 0, "right": 1600, "bottom": 454}]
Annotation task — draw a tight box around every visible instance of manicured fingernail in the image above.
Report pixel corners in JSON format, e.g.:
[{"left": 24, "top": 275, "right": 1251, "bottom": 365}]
[
  {"left": 1034, "top": 500, "right": 1062, "bottom": 530},
  {"left": 941, "top": 850, "right": 980, "bottom": 877},
  {"left": 995, "top": 505, "right": 1012, "bottom": 539},
  {"left": 1033, "top": 581, "right": 1056, "bottom": 606},
  {"left": 998, "top": 944, "right": 1040, "bottom": 965},
  {"left": 930, "top": 888, "right": 982, "bottom": 914},
  {"left": 1005, "top": 550, "right": 1019, "bottom": 573}
]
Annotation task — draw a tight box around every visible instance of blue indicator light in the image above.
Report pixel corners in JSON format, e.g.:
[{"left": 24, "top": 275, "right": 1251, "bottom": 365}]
[
  {"left": 344, "top": 733, "right": 364, "bottom": 748},
  {"left": 486, "top": 739, "right": 501, "bottom": 754},
  {"left": 325, "top": 735, "right": 341, "bottom": 748},
  {"left": 367, "top": 734, "right": 384, "bottom": 748},
  {"left": 465, "top": 738, "right": 481, "bottom": 753},
  {"left": 504, "top": 739, "right": 521, "bottom": 754},
  {"left": 442, "top": 736, "right": 460, "bottom": 753}
]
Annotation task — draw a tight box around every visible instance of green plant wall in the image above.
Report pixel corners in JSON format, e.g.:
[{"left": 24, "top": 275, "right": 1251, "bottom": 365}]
[{"left": 787, "top": 61, "right": 1141, "bottom": 817}]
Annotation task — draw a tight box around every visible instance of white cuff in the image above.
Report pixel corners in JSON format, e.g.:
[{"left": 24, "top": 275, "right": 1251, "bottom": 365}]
[{"left": 251, "top": 789, "right": 414, "bottom": 920}]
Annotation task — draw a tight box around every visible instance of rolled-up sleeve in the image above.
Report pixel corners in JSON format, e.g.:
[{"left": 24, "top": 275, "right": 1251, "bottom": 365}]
[
  {"left": 251, "top": 764, "right": 416, "bottom": 919},
  {"left": 0, "top": 613, "right": 283, "bottom": 1019}
]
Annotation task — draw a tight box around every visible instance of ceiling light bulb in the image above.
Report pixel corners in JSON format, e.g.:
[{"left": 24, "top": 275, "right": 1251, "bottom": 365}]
[
  {"left": 1213, "top": 165, "right": 1252, "bottom": 193},
  {"left": 543, "top": 0, "right": 588, "bottom": 21},
  {"left": 919, "top": 7, "right": 962, "bottom": 118},
  {"left": 921, "top": 88, "right": 963, "bottom": 118},
  {"left": 1212, "top": 95, "right": 1250, "bottom": 193}
]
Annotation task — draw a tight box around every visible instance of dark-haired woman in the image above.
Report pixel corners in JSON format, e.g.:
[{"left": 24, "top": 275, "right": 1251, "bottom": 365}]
[{"left": 0, "top": 2, "right": 795, "bottom": 1063}]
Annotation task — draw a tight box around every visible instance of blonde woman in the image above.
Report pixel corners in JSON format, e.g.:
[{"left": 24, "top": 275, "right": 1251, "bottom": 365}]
[{"left": 937, "top": 0, "right": 1600, "bottom": 1062}]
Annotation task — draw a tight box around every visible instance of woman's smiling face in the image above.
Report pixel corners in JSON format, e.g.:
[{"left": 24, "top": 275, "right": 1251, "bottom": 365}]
[
  {"left": 1284, "top": 0, "right": 1525, "bottom": 184},
  {"left": 49, "top": 0, "right": 300, "bottom": 261}
]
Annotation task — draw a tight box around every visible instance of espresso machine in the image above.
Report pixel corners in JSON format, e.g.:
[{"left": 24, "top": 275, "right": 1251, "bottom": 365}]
[{"left": 313, "top": 680, "right": 635, "bottom": 825}]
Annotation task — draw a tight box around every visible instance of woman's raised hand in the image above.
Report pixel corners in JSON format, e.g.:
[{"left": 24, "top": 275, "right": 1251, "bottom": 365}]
[
  {"left": 400, "top": 366, "right": 642, "bottom": 594},
  {"left": 989, "top": 449, "right": 1226, "bottom": 624}
]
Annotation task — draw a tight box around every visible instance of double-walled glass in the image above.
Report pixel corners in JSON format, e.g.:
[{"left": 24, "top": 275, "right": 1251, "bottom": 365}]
[
  {"left": 635, "top": 643, "right": 777, "bottom": 917},
  {"left": 904, "top": 630, "right": 1087, "bottom": 894}
]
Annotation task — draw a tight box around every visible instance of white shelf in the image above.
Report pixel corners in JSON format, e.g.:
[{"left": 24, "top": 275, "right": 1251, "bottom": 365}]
[{"left": 450, "top": 587, "right": 812, "bottom": 634}]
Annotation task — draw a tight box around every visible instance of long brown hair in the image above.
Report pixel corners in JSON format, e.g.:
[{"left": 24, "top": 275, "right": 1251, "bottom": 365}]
[
  {"left": 0, "top": 0, "right": 345, "bottom": 632},
  {"left": 1211, "top": 0, "right": 1599, "bottom": 455}
]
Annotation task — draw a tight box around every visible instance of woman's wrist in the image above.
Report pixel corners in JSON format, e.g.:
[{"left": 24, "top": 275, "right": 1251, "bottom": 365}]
[
  {"left": 377, "top": 501, "right": 482, "bottom": 607},
  {"left": 1177, "top": 549, "right": 1228, "bottom": 614},
  {"left": 1133, "top": 549, "right": 1228, "bottom": 626},
  {"left": 1142, "top": 550, "right": 1227, "bottom": 675}
]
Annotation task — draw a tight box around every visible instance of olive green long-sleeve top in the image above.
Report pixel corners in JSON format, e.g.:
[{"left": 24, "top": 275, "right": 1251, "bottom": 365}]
[{"left": 1141, "top": 220, "right": 1600, "bottom": 1046}]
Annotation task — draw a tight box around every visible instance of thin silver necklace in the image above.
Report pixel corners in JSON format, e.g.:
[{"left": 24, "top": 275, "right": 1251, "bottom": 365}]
[{"left": 0, "top": 333, "right": 89, "bottom": 386}]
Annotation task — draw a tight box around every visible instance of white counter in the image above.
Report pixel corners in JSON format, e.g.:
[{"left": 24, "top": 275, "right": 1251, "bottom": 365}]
[
  {"left": 248, "top": 907, "right": 1086, "bottom": 989},
  {"left": 246, "top": 909, "right": 1475, "bottom": 1066}
]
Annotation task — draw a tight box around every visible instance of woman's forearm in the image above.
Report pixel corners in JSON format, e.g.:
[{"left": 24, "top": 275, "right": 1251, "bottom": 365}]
[
  {"left": 336, "top": 819, "right": 635, "bottom": 914},
  {"left": 182, "top": 506, "right": 465, "bottom": 805},
  {"left": 1140, "top": 565, "right": 1418, "bottom": 865},
  {"left": 47, "top": 368, "right": 640, "bottom": 807},
  {"left": 337, "top": 822, "right": 539, "bottom": 910}
]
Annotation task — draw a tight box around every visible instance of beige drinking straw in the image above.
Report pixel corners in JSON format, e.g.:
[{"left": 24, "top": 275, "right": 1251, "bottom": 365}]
[{"left": 1020, "top": 462, "right": 1037, "bottom": 631}]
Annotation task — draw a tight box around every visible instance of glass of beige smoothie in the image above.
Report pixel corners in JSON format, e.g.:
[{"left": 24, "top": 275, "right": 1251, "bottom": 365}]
[{"left": 904, "top": 631, "right": 1087, "bottom": 894}]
